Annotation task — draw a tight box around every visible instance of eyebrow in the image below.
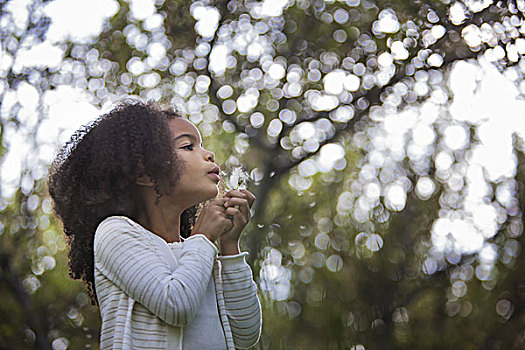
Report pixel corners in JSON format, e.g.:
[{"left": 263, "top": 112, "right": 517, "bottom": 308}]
[{"left": 174, "top": 133, "right": 201, "bottom": 144}]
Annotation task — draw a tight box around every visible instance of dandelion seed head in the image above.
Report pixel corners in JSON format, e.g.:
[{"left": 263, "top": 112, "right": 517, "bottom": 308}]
[{"left": 229, "top": 166, "right": 249, "bottom": 190}]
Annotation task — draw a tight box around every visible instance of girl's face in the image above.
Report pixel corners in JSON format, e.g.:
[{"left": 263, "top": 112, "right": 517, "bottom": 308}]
[{"left": 168, "top": 118, "right": 220, "bottom": 208}]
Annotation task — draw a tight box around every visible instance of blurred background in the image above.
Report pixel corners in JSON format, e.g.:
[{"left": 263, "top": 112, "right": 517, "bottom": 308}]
[{"left": 1, "top": 0, "right": 525, "bottom": 349}]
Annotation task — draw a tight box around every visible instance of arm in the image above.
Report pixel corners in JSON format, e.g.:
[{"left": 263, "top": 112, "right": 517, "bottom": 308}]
[
  {"left": 218, "top": 189, "right": 261, "bottom": 347},
  {"left": 94, "top": 216, "right": 217, "bottom": 326},
  {"left": 218, "top": 253, "right": 262, "bottom": 349}
]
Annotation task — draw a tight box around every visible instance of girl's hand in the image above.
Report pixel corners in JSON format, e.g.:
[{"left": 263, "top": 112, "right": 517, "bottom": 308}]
[
  {"left": 220, "top": 189, "right": 255, "bottom": 254},
  {"left": 191, "top": 199, "right": 234, "bottom": 242}
]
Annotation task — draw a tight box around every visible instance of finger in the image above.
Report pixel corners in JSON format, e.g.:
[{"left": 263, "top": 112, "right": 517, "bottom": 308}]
[
  {"left": 201, "top": 198, "right": 226, "bottom": 209},
  {"left": 224, "top": 197, "right": 248, "bottom": 207},
  {"left": 225, "top": 207, "right": 247, "bottom": 225},
  {"left": 223, "top": 190, "right": 248, "bottom": 200},
  {"left": 224, "top": 189, "right": 255, "bottom": 208},
  {"left": 204, "top": 200, "right": 234, "bottom": 220},
  {"left": 240, "top": 189, "right": 255, "bottom": 207},
  {"left": 208, "top": 198, "right": 229, "bottom": 208},
  {"left": 225, "top": 206, "right": 239, "bottom": 217},
  {"left": 224, "top": 197, "right": 250, "bottom": 217}
]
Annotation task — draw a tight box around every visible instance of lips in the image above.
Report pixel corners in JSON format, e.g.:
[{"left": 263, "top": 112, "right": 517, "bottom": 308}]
[
  {"left": 208, "top": 165, "right": 221, "bottom": 181},
  {"left": 208, "top": 165, "right": 220, "bottom": 175}
]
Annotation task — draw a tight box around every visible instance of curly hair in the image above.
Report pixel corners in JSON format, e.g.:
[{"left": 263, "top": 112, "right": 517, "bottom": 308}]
[{"left": 47, "top": 100, "right": 198, "bottom": 305}]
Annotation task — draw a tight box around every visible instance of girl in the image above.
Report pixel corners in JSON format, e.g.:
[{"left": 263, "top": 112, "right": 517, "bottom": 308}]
[{"left": 48, "top": 101, "right": 262, "bottom": 349}]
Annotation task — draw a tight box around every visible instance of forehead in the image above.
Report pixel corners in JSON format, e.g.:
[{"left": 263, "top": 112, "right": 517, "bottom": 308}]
[{"left": 168, "top": 118, "right": 202, "bottom": 141}]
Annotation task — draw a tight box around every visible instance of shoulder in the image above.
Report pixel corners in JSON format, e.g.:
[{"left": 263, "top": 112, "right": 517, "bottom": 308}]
[
  {"left": 97, "top": 215, "right": 135, "bottom": 230},
  {"left": 94, "top": 216, "right": 149, "bottom": 247}
]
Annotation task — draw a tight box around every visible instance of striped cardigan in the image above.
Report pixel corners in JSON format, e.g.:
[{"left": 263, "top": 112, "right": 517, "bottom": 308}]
[{"left": 94, "top": 216, "right": 262, "bottom": 349}]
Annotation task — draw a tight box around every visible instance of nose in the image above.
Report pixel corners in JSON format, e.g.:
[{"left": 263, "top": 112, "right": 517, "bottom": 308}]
[{"left": 205, "top": 149, "right": 215, "bottom": 162}]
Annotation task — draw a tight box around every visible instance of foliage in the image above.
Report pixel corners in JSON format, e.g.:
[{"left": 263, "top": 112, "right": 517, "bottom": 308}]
[
  {"left": 1, "top": 0, "right": 525, "bottom": 349},
  {"left": 0, "top": 181, "right": 99, "bottom": 349}
]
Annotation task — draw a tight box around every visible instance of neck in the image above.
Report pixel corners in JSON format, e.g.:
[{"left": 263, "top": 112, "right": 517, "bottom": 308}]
[{"left": 135, "top": 188, "right": 185, "bottom": 243}]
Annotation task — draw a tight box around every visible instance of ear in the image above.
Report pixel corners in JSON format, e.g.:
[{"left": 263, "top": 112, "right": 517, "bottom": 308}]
[{"left": 135, "top": 175, "right": 155, "bottom": 187}]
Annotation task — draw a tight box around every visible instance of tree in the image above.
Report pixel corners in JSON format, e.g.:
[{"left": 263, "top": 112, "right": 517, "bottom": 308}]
[{"left": 1, "top": 0, "right": 524, "bottom": 348}]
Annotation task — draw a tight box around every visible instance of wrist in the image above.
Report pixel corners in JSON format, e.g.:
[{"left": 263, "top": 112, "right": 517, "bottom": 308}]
[
  {"left": 191, "top": 232, "right": 215, "bottom": 243},
  {"left": 220, "top": 240, "right": 240, "bottom": 255}
]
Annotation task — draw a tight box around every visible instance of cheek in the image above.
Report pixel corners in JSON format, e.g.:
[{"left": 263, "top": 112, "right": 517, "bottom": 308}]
[
  {"left": 177, "top": 155, "right": 194, "bottom": 176},
  {"left": 167, "top": 153, "right": 186, "bottom": 186},
  {"left": 172, "top": 154, "right": 202, "bottom": 184}
]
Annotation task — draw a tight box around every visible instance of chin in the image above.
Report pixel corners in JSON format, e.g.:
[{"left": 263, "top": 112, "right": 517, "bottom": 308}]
[
  {"left": 208, "top": 186, "right": 219, "bottom": 199},
  {"left": 198, "top": 187, "right": 219, "bottom": 203}
]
